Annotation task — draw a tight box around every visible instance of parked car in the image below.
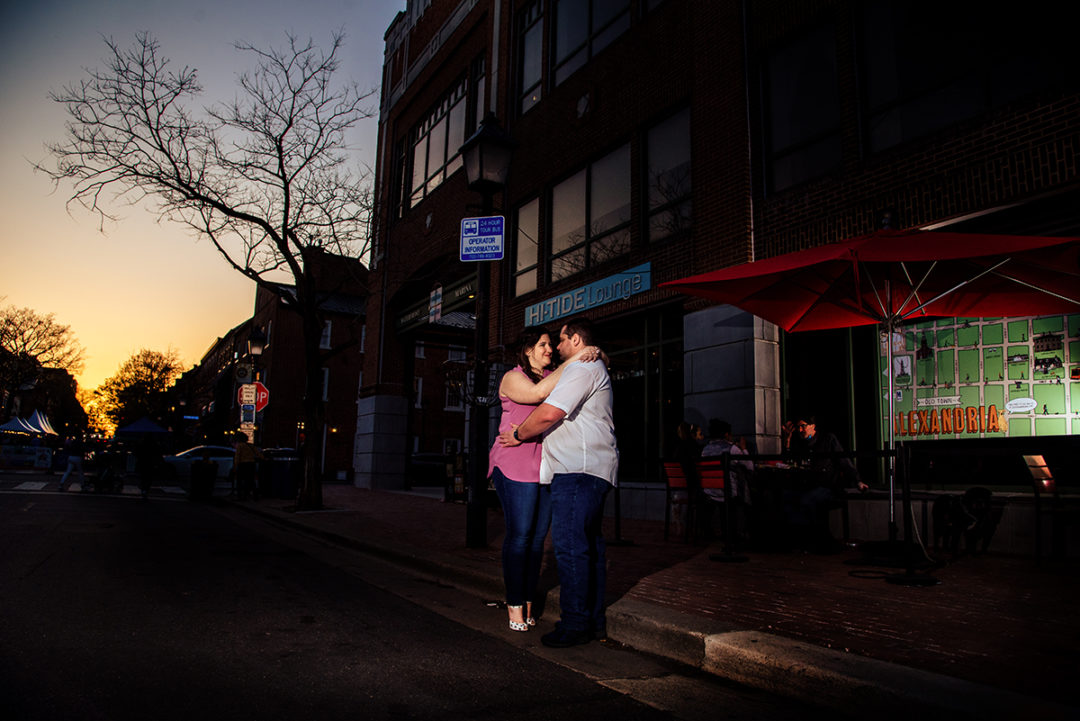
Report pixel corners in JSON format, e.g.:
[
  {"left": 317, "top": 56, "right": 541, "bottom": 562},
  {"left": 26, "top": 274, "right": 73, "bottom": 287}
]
[{"left": 162, "top": 445, "right": 235, "bottom": 482}]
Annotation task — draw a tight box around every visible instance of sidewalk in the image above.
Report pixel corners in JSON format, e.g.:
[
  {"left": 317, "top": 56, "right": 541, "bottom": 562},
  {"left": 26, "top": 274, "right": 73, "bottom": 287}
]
[{"left": 236, "top": 483, "right": 1077, "bottom": 720}]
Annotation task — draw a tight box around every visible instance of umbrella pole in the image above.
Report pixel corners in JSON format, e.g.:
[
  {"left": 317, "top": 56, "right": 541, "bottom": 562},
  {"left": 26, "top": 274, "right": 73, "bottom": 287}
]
[
  {"left": 886, "top": 443, "right": 940, "bottom": 586},
  {"left": 885, "top": 318, "right": 898, "bottom": 544}
]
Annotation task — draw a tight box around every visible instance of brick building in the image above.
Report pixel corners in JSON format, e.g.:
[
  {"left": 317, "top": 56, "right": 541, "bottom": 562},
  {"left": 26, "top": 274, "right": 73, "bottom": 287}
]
[
  {"left": 178, "top": 249, "right": 368, "bottom": 484},
  {"left": 358, "top": 0, "right": 1078, "bottom": 512}
]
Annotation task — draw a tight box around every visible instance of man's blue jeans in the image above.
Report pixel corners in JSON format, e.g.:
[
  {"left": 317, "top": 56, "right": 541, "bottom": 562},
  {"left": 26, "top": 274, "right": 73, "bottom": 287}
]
[
  {"left": 492, "top": 468, "right": 551, "bottom": 606},
  {"left": 550, "top": 473, "right": 611, "bottom": 633}
]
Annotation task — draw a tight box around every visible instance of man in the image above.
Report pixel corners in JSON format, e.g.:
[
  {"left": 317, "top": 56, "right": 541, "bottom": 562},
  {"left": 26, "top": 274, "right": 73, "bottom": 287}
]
[
  {"left": 57, "top": 436, "right": 87, "bottom": 492},
  {"left": 782, "top": 415, "right": 867, "bottom": 551},
  {"left": 498, "top": 317, "right": 618, "bottom": 648},
  {"left": 233, "top": 431, "right": 265, "bottom": 501}
]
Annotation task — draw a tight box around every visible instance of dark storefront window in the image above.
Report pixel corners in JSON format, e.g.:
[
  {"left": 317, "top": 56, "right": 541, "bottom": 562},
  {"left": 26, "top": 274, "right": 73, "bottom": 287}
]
[
  {"left": 765, "top": 22, "right": 841, "bottom": 192},
  {"left": 601, "top": 306, "right": 684, "bottom": 485},
  {"left": 646, "top": 107, "right": 692, "bottom": 242},
  {"left": 550, "top": 143, "right": 631, "bottom": 282},
  {"left": 860, "top": 1, "right": 1069, "bottom": 154}
]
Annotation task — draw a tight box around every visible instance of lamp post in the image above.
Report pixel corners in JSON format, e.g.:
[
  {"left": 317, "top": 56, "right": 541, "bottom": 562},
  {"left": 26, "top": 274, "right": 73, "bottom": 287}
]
[
  {"left": 459, "top": 114, "right": 515, "bottom": 549},
  {"left": 245, "top": 326, "right": 267, "bottom": 443}
]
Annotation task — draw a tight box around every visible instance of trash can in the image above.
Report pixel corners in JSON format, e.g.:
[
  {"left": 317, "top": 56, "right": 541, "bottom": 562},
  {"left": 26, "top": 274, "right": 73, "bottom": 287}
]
[
  {"left": 190, "top": 459, "right": 217, "bottom": 501},
  {"left": 265, "top": 454, "right": 300, "bottom": 499}
]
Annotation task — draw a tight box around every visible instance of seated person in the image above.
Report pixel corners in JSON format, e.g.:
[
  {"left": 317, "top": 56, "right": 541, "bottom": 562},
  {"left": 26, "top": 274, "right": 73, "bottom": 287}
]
[
  {"left": 781, "top": 414, "right": 867, "bottom": 551},
  {"left": 701, "top": 419, "right": 753, "bottom": 503},
  {"left": 673, "top": 420, "right": 707, "bottom": 538},
  {"left": 701, "top": 419, "right": 754, "bottom": 543}
]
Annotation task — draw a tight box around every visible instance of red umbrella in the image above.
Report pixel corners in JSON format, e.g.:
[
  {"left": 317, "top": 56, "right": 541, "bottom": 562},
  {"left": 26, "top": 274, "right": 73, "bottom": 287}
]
[
  {"left": 661, "top": 228, "right": 1080, "bottom": 572},
  {"left": 661, "top": 229, "right": 1080, "bottom": 332}
]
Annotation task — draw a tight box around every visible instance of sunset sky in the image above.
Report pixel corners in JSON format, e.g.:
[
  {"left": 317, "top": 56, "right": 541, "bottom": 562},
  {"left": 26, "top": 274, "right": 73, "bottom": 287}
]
[{"left": 0, "top": 0, "right": 401, "bottom": 392}]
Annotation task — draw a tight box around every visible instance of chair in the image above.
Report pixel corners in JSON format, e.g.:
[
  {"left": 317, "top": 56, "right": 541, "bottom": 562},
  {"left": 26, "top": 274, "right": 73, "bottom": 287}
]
[
  {"left": 698, "top": 459, "right": 726, "bottom": 493},
  {"left": 663, "top": 460, "right": 727, "bottom": 543},
  {"left": 1026, "top": 454, "right": 1075, "bottom": 560},
  {"left": 663, "top": 461, "right": 691, "bottom": 542}
]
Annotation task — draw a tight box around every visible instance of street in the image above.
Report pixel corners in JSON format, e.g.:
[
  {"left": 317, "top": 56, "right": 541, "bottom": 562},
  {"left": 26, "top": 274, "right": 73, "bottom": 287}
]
[{"left": 0, "top": 481, "right": 845, "bottom": 720}]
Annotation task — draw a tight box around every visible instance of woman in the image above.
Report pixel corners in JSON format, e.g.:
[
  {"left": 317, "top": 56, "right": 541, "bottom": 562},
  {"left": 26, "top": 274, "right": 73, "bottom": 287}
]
[{"left": 488, "top": 326, "right": 599, "bottom": 632}]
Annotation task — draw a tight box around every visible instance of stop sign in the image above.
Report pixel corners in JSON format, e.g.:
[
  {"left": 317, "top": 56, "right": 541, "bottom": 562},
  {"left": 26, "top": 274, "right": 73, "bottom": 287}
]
[
  {"left": 237, "top": 381, "right": 270, "bottom": 412},
  {"left": 253, "top": 381, "right": 269, "bottom": 412}
]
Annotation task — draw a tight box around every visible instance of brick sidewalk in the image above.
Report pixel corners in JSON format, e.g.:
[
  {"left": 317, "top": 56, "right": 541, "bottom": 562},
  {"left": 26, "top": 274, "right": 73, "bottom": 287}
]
[{"left": 259, "top": 484, "right": 1078, "bottom": 708}]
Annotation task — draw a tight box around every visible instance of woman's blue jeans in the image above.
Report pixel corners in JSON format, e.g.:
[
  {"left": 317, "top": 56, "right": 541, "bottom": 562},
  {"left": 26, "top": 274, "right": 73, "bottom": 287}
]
[
  {"left": 491, "top": 467, "right": 551, "bottom": 606},
  {"left": 550, "top": 473, "right": 611, "bottom": 633}
]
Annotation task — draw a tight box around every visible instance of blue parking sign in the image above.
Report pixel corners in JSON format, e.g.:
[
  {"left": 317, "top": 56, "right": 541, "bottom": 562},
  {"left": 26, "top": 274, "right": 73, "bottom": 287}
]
[{"left": 460, "top": 216, "right": 504, "bottom": 261}]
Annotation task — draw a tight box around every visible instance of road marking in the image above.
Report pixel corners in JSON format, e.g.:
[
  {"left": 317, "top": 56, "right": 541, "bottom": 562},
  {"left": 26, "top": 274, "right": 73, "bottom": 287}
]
[{"left": 14, "top": 482, "right": 47, "bottom": 491}]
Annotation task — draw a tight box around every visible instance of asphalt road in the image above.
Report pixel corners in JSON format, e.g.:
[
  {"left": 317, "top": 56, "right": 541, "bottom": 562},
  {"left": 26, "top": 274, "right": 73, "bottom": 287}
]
[{"left": 0, "top": 487, "right": 842, "bottom": 720}]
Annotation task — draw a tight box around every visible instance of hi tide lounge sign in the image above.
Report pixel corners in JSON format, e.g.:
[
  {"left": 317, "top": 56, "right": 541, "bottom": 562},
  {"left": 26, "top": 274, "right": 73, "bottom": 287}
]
[{"left": 524, "top": 263, "right": 651, "bottom": 326}]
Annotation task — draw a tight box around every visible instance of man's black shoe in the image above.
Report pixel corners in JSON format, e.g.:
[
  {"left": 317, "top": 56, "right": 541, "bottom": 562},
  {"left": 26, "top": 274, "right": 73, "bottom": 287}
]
[{"left": 541, "top": 627, "right": 591, "bottom": 648}]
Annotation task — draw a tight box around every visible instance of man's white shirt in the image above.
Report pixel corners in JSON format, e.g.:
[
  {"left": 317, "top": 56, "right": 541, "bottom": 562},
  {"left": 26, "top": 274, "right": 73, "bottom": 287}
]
[{"left": 539, "top": 360, "right": 619, "bottom": 485}]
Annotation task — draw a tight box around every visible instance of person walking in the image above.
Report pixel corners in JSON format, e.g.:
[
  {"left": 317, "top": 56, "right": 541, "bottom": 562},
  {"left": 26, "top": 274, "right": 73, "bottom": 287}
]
[
  {"left": 233, "top": 431, "right": 265, "bottom": 501},
  {"left": 498, "top": 317, "right": 618, "bottom": 648},
  {"left": 135, "top": 434, "right": 162, "bottom": 500},
  {"left": 488, "top": 327, "right": 600, "bottom": 633},
  {"left": 57, "top": 436, "right": 87, "bottom": 491}
]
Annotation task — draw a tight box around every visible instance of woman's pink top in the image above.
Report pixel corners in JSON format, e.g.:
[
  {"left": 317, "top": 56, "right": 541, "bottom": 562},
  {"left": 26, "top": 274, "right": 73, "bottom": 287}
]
[{"left": 487, "top": 365, "right": 548, "bottom": 483}]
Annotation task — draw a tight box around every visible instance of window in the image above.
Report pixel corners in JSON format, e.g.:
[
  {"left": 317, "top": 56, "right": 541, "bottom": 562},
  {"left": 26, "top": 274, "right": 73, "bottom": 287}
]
[
  {"left": 518, "top": 1, "right": 544, "bottom": 114},
  {"left": 410, "top": 78, "right": 466, "bottom": 207},
  {"left": 445, "top": 378, "right": 464, "bottom": 411},
  {"left": 321, "top": 368, "right": 330, "bottom": 402},
  {"left": 469, "top": 55, "right": 486, "bottom": 133},
  {"left": 407, "top": 57, "right": 485, "bottom": 210},
  {"left": 860, "top": 1, "right": 1068, "bottom": 154},
  {"left": 320, "top": 320, "right": 332, "bottom": 350},
  {"left": 765, "top": 23, "right": 842, "bottom": 191},
  {"left": 646, "top": 107, "right": 692, "bottom": 242},
  {"left": 553, "top": 0, "right": 630, "bottom": 86},
  {"left": 514, "top": 198, "right": 540, "bottom": 296},
  {"left": 413, "top": 376, "right": 423, "bottom": 408},
  {"left": 448, "top": 345, "right": 466, "bottom": 362},
  {"left": 550, "top": 144, "right": 631, "bottom": 282},
  {"left": 415, "top": 340, "right": 425, "bottom": 359}
]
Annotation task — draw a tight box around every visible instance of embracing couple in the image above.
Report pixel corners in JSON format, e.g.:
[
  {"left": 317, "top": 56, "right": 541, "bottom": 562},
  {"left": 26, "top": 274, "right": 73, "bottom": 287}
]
[{"left": 488, "top": 317, "right": 619, "bottom": 648}]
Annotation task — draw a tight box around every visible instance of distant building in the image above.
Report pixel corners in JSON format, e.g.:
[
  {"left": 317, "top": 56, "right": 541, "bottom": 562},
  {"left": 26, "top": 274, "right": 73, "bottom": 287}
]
[{"left": 177, "top": 249, "right": 369, "bottom": 483}]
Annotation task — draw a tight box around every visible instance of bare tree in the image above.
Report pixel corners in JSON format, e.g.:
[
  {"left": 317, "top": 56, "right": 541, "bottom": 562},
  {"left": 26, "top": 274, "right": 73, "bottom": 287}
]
[
  {"left": 1, "top": 304, "right": 86, "bottom": 416},
  {"left": 37, "top": 32, "right": 376, "bottom": 509}
]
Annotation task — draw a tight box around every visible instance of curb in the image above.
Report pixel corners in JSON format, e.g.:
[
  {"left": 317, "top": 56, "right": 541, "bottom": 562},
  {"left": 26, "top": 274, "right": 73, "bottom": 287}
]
[
  {"left": 606, "top": 596, "right": 1071, "bottom": 720},
  {"left": 233, "top": 501, "right": 1072, "bottom": 720}
]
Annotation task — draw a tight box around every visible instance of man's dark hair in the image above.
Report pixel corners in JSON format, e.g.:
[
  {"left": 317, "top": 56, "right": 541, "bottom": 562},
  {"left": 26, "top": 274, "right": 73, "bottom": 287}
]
[
  {"left": 708, "top": 419, "right": 731, "bottom": 438},
  {"left": 561, "top": 316, "right": 596, "bottom": 346}
]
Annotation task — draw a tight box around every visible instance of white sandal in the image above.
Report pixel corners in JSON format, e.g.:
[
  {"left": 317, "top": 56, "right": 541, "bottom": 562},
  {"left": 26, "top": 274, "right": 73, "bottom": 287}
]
[{"left": 507, "top": 605, "right": 528, "bottom": 632}]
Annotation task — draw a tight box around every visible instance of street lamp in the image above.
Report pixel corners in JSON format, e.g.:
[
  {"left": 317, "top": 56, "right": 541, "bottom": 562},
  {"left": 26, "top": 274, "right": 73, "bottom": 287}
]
[
  {"left": 248, "top": 326, "right": 267, "bottom": 363},
  {"left": 459, "top": 113, "right": 515, "bottom": 549}
]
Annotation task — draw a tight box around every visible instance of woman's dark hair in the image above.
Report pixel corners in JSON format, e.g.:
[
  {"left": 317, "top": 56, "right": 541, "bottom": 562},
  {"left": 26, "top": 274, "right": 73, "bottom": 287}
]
[{"left": 515, "top": 326, "right": 550, "bottom": 383}]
